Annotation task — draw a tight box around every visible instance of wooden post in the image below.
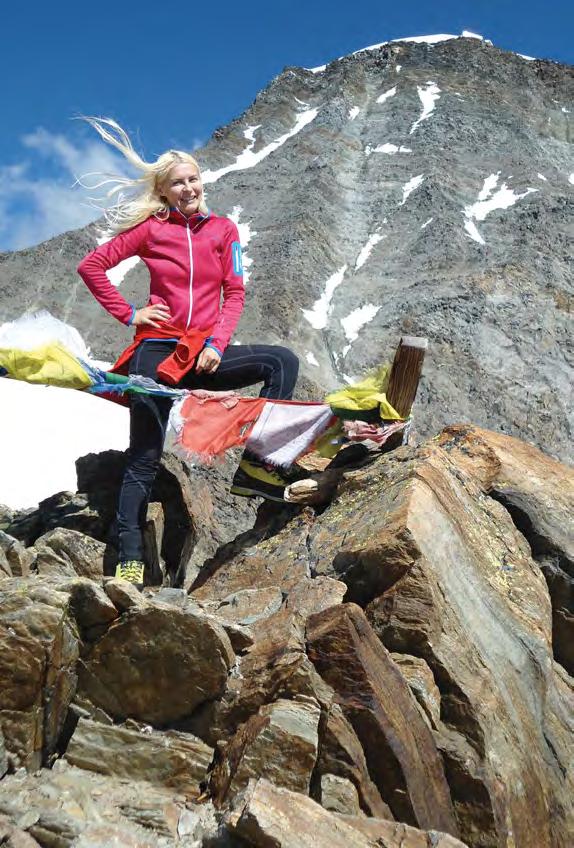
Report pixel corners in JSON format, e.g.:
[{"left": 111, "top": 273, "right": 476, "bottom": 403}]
[
  {"left": 386, "top": 336, "right": 428, "bottom": 419},
  {"left": 285, "top": 337, "right": 428, "bottom": 505}
]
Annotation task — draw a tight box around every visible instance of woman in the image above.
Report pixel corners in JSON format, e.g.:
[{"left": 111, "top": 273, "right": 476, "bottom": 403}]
[{"left": 77, "top": 118, "right": 299, "bottom": 586}]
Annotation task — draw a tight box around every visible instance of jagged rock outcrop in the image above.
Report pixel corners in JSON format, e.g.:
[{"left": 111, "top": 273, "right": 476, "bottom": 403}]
[{"left": 0, "top": 425, "right": 572, "bottom": 847}]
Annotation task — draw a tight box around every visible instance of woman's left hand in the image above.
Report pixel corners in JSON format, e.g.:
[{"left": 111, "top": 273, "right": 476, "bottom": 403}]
[{"left": 195, "top": 346, "right": 222, "bottom": 374}]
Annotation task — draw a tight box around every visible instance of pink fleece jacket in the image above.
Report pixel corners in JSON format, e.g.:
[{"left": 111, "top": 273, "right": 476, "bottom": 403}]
[{"left": 77, "top": 209, "right": 245, "bottom": 354}]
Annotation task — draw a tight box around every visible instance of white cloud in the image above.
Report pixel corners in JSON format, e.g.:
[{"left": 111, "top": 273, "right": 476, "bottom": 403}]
[{"left": 0, "top": 128, "right": 131, "bottom": 251}]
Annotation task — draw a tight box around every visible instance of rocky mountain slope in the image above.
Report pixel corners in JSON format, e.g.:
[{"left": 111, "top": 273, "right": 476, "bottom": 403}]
[
  {"left": 0, "top": 424, "right": 572, "bottom": 847},
  {"left": 1, "top": 34, "right": 573, "bottom": 462}
]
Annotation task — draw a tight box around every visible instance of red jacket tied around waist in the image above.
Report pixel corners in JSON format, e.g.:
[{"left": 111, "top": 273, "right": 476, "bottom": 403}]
[{"left": 77, "top": 210, "right": 245, "bottom": 355}]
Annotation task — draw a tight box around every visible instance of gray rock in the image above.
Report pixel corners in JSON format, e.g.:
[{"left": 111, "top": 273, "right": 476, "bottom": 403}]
[
  {"left": 33, "top": 529, "right": 106, "bottom": 581},
  {"left": 78, "top": 601, "right": 235, "bottom": 724},
  {"left": 320, "top": 774, "right": 363, "bottom": 817},
  {"left": 0, "top": 578, "right": 78, "bottom": 769},
  {"left": 103, "top": 578, "right": 146, "bottom": 612},
  {"left": 211, "top": 697, "right": 321, "bottom": 803},
  {"left": 0, "top": 532, "right": 34, "bottom": 577},
  {"left": 65, "top": 717, "right": 213, "bottom": 795}
]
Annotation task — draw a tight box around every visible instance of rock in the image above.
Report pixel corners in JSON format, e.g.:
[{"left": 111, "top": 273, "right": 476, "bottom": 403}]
[
  {"left": 65, "top": 717, "right": 213, "bottom": 796},
  {"left": 193, "top": 607, "right": 332, "bottom": 746},
  {"left": 66, "top": 579, "right": 119, "bottom": 637},
  {"left": 0, "top": 546, "right": 11, "bottom": 578},
  {"left": 191, "top": 509, "right": 315, "bottom": 603},
  {"left": 76, "top": 449, "right": 259, "bottom": 588},
  {"left": 391, "top": 653, "right": 441, "bottom": 729},
  {"left": 437, "top": 424, "right": 574, "bottom": 675},
  {"left": 315, "top": 702, "right": 391, "bottom": 819},
  {"left": 307, "top": 603, "right": 457, "bottom": 834},
  {"left": 285, "top": 575, "right": 347, "bottom": 617},
  {"left": 203, "top": 586, "right": 283, "bottom": 627},
  {"left": 32, "top": 529, "right": 107, "bottom": 581},
  {"left": 0, "top": 763, "right": 197, "bottom": 848},
  {"left": 0, "top": 814, "right": 42, "bottom": 847},
  {"left": 0, "top": 578, "right": 78, "bottom": 769},
  {"left": 103, "top": 578, "right": 146, "bottom": 612},
  {"left": 319, "top": 774, "right": 362, "bottom": 816},
  {"left": 0, "top": 728, "right": 7, "bottom": 779},
  {"left": 211, "top": 696, "right": 320, "bottom": 804},
  {"left": 300, "top": 439, "right": 574, "bottom": 847},
  {"left": 226, "top": 779, "right": 469, "bottom": 848},
  {"left": 33, "top": 545, "right": 77, "bottom": 578},
  {"left": 0, "top": 532, "right": 34, "bottom": 577},
  {"left": 78, "top": 600, "right": 235, "bottom": 724}
]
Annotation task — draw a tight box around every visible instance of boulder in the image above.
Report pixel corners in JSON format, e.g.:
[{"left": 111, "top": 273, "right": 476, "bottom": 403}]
[
  {"left": 65, "top": 717, "right": 213, "bottom": 796},
  {"left": 437, "top": 424, "right": 574, "bottom": 675},
  {"left": 0, "top": 578, "right": 78, "bottom": 769},
  {"left": 66, "top": 579, "right": 119, "bottom": 638},
  {"left": 78, "top": 600, "right": 235, "bottom": 724},
  {"left": 0, "top": 547, "right": 11, "bottom": 578},
  {"left": 319, "top": 774, "right": 363, "bottom": 816},
  {"left": 301, "top": 440, "right": 573, "bottom": 847},
  {"left": 0, "top": 532, "right": 34, "bottom": 577},
  {"left": 32, "top": 529, "right": 107, "bottom": 581},
  {"left": 226, "top": 779, "right": 469, "bottom": 848},
  {"left": 314, "top": 702, "right": 391, "bottom": 819},
  {"left": 192, "top": 607, "right": 332, "bottom": 746},
  {"left": 307, "top": 603, "right": 457, "bottom": 834},
  {"left": 0, "top": 760, "right": 219, "bottom": 847},
  {"left": 191, "top": 508, "right": 315, "bottom": 602},
  {"left": 103, "top": 578, "right": 146, "bottom": 612},
  {"left": 210, "top": 696, "right": 320, "bottom": 804},
  {"left": 391, "top": 653, "right": 441, "bottom": 729}
]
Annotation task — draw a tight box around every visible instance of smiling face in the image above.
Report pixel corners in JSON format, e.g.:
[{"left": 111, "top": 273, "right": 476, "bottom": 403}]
[{"left": 160, "top": 162, "right": 204, "bottom": 216}]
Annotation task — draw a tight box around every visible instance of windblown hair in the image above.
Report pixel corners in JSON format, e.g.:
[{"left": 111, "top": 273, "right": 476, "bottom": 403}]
[{"left": 80, "top": 117, "right": 207, "bottom": 235}]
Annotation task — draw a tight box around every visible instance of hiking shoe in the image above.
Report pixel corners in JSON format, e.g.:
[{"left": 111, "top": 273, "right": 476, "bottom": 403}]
[
  {"left": 115, "top": 560, "right": 145, "bottom": 588},
  {"left": 230, "top": 458, "right": 289, "bottom": 502}
]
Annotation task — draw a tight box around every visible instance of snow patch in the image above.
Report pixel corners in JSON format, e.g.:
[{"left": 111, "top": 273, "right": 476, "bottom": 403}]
[
  {"left": 569, "top": 174, "right": 574, "bottom": 185},
  {"left": 421, "top": 217, "right": 433, "bottom": 229},
  {"left": 401, "top": 175, "right": 425, "bottom": 205},
  {"left": 96, "top": 236, "right": 140, "bottom": 286},
  {"left": 537, "top": 173, "right": 547, "bottom": 182},
  {"left": 228, "top": 205, "right": 256, "bottom": 284},
  {"left": 341, "top": 304, "right": 381, "bottom": 342},
  {"left": 0, "top": 379, "right": 128, "bottom": 509},
  {"left": 464, "top": 173, "right": 538, "bottom": 243},
  {"left": 371, "top": 143, "right": 412, "bottom": 154},
  {"left": 396, "top": 64, "right": 402, "bottom": 73},
  {"left": 302, "top": 265, "right": 348, "bottom": 330},
  {"left": 305, "top": 351, "right": 319, "bottom": 366},
  {"left": 562, "top": 106, "right": 570, "bottom": 114},
  {"left": 202, "top": 109, "right": 319, "bottom": 184},
  {"left": 355, "top": 233, "right": 384, "bottom": 269},
  {"left": 348, "top": 106, "right": 360, "bottom": 120},
  {"left": 377, "top": 86, "right": 397, "bottom": 104},
  {"left": 410, "top": 82, "right": 441, "bottom": 134}
]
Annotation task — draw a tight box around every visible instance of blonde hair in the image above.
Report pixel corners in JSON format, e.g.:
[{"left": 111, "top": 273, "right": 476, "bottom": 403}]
[{"left": 80, "top": 117, "right": 208, "bottom": 235}]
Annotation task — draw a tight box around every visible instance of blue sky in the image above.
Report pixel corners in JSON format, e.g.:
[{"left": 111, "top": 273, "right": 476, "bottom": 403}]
[{"left": 1, "top": 0, "right": 572, "bottom": 252}]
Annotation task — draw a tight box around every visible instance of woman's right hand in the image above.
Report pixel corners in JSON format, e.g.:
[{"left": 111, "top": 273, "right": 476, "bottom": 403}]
[{"left": 132, "top": 304, "right": 172, "bottom": 328}]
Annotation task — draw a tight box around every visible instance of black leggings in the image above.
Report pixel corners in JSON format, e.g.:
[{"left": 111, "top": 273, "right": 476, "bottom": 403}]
[{"left": 117, "top": 341, "right": 299, "bottom": 561}]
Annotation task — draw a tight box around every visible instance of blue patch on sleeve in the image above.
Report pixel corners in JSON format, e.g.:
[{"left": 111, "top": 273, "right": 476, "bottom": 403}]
[{"left": 232, "top": 241, "right": 243, "bottom": 275}]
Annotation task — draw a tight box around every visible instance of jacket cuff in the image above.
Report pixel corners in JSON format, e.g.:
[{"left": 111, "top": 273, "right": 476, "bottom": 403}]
[
  {"left": 126, "top": 305, "right": 136, "bottom": 326},
  {"left": 204, "top": 341, "right": 223, "bottom": 358}
]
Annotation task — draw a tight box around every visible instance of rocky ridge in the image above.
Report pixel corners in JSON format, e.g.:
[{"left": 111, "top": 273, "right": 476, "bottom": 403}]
[
  {"left": 0, "top": 423, "right": 572, "bottom": 846},
  {"left": 1, "top": 34, "right": 573, "bottom": 461}
]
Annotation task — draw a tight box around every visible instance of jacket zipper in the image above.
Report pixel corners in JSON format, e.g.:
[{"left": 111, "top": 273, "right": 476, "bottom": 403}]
[{"left": 185, "top": 221, "right": 194, "bottom": 329}]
